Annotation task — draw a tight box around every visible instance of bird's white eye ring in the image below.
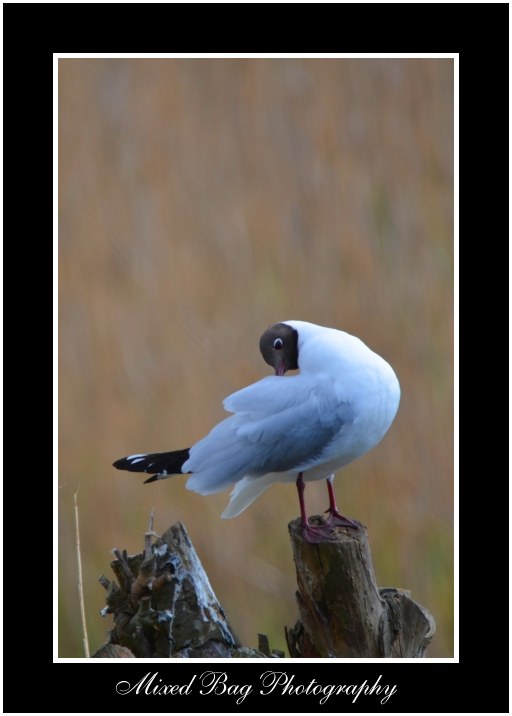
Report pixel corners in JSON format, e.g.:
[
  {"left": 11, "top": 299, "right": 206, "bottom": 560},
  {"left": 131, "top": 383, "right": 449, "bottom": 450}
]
[{"left": 274, "top": 338, "right": 284, "bottom": 349}]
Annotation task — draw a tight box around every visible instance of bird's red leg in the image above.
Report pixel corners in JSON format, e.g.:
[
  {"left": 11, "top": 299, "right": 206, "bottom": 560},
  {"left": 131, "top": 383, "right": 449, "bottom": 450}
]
[
  {"left": 324, "top": 475, "right": 359, "bottom": 528},
  {"left": 296, "top": 473, "right": 332, "bottom": 543}
]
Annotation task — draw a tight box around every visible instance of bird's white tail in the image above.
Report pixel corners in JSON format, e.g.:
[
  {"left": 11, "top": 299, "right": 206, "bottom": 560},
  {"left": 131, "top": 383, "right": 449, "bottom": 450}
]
[{"left": 221, "top": 473, "right": 281, "bottom": 518}]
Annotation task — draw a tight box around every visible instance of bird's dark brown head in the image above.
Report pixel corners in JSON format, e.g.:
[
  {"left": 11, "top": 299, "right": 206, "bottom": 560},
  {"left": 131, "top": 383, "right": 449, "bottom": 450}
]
[{"left": 259, "top": 323, "right": 299, "bottom": 376}]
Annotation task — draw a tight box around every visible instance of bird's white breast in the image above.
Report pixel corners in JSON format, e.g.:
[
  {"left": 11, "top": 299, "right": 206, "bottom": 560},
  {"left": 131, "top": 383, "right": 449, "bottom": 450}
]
[{"left": 282, "top": 321, "right": 400, "bottom": 481}]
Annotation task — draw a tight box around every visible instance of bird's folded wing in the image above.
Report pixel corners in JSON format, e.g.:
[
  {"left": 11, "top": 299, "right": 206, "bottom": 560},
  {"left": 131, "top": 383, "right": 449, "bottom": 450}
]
[
  {"left": 223, "top": 375, "right": 304, "bottom": 413},
  {"left": 185, "top": 375, "right": 354, "bottom": 494}
]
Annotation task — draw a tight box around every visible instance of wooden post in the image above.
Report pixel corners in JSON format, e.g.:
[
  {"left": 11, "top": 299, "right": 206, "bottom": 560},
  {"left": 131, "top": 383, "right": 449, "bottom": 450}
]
[{"left": 286, "top": 517, "right": 436, "bottom": 657}]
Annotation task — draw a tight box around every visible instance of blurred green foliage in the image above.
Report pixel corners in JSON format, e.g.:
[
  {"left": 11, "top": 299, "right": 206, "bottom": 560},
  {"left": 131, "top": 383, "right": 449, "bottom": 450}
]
[{"left": 58, "top": 58, "right": 454, "bottom": 658}]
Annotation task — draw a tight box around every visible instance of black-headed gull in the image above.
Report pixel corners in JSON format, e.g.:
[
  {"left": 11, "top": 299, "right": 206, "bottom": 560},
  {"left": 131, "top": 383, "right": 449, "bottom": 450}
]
[{"left": 113, "top": 321, "right": 400, "bottom": 543}]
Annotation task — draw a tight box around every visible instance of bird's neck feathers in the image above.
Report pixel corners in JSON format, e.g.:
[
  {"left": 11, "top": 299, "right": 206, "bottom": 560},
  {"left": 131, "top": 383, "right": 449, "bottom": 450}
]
[{"left": 283, "top": 321, "right": 384, "bottom": 375}]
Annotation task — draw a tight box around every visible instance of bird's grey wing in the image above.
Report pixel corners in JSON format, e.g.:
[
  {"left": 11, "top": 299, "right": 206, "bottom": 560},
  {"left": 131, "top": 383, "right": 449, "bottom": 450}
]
[
  {"left": 223, "top": 375, "right": 303, "bottom": 414},
  {"left": 184, "top": 375, "right": 354, "bottom": 495}
]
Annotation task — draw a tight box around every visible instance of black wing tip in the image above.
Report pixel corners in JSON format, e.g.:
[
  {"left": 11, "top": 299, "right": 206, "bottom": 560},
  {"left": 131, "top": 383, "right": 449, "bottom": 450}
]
[
  {"left": 112, "top": 455, "right": 150, "bottom": 472},
  {"left": 113, "top": 455, "right": 159, "bottom": 483},
  {"left": 113, "top": 448, "right": 191, "bottom": 476},
  {"left": 144, "top": 474, "right": 160, "bottom": 484},
  {"left": 113, "top": 456, "right": 137, "bottom": 470}
]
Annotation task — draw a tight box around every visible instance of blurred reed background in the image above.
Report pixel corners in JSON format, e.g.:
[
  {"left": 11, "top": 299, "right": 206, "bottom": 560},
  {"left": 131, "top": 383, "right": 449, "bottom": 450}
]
[{"left": 58, "top": 57, "right": 454, "bottom": 658}]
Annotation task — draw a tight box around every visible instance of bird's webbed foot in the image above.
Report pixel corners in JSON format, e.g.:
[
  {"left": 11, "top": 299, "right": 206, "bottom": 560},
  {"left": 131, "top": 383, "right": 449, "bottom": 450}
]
[
  {"left": 301, "top": 520, "right": 337, "bottom": 544},
  {"left": 324, "top": 508, "right": 360, "bottom": 529}
]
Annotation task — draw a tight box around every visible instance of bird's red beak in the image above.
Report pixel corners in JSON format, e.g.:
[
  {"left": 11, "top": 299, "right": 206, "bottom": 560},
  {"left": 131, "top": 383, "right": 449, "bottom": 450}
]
[{"left": 276, "top": 361, "right": 286, "bottom": 377}]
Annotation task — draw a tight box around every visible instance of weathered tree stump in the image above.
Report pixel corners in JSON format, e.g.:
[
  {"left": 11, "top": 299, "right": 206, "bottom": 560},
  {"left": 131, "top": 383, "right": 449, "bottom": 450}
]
[
  {"left": 285, "top": 516, "right": 436, "bottom": 657},
  {"left": 93, "top": 520, "right": 274, "bottom": 658}
]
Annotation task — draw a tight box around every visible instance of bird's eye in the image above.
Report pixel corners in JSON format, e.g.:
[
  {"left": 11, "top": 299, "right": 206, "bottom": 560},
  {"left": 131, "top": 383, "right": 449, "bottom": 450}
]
[{"left": 273, "top": 338, "right": 284, "bottom": 350}]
